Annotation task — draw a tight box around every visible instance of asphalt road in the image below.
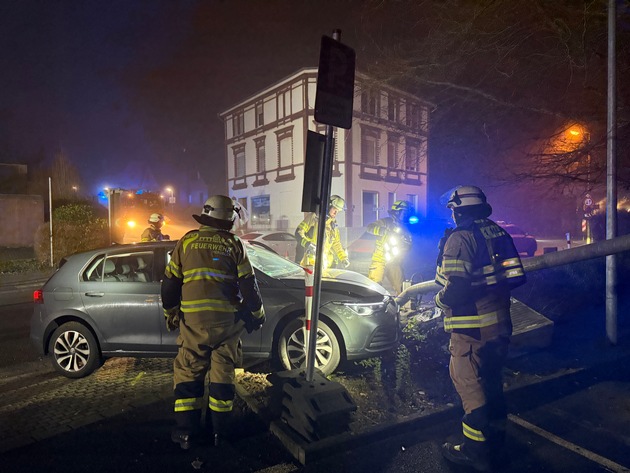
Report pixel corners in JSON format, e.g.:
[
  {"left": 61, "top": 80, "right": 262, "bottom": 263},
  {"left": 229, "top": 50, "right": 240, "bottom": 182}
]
[{"left": 1, "top": 297, "right": 630, "bottom": 472}]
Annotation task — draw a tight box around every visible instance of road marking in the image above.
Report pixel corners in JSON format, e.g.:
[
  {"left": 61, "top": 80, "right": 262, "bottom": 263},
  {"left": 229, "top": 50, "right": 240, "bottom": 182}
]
[{"left": 508, "top": 414, "right": 630, "bottom": 472}]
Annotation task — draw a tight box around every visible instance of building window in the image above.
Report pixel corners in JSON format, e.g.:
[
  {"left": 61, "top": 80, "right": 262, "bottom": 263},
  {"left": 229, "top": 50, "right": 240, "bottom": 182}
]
[
  {"left": 406, "top": 194, "right": 418, "bottom": 210},
  {"left": 360, "top": 88, "right": 379, "bottom": 117},
  {"left": 387, "top": 136, "right": 399, "bottom": 169},
  {"left": 276, "top": 129, "right": 293, "bottom": 168},
  {"left": 255, "top": 102, "right": 264, "bottom": 128},
  {"left": 255, "top": 137, "right": 266, "bottom": 172},
  {"left": 388, "top": 96, "right": 400, "bottom": 122},
  {"left": 405, "top": 141, "right": 419, "bottom": 171},
  {"left": 406, "top": 103, "right": 422, "bottom": 129},
  {"left": 232, "top": 112, "right": 244, "bottom": 136},
  {"left": 233, "top": 145, "right": 246, "bottom": 177},
  {"left": 251, "top": 194, "right": 271, "bottom": 226},
  {"left": 362, "top": 191, "right": 379, "bottom": 226},
  {"left": 361, "top": 129, "right": 379, "bottom": 166},
  {"left": 278, "top": 88, "right": 291, "bottom": 119}
]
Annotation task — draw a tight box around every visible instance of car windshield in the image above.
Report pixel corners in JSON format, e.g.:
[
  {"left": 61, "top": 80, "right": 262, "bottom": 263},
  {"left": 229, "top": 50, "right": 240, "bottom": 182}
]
[{"left": 245, "top": 243, "right": 304, "bottom": 278}]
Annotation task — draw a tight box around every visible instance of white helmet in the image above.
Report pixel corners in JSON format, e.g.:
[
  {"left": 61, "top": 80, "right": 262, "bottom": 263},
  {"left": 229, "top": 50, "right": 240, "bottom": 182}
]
[
  {"left": 446, "top": 186, "right": 487, "bottom": 209},
  {"left": 148, "top": 213, "right": 164, "bottom": 224},
  {"left": 200, "top": 195, "right": 237, "bottom": 221}
]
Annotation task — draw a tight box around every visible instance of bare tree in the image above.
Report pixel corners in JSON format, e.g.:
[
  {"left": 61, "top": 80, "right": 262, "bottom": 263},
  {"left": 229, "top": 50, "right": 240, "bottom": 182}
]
[{"left": 360, "top": 0, "right": 629, "bottom": 195}]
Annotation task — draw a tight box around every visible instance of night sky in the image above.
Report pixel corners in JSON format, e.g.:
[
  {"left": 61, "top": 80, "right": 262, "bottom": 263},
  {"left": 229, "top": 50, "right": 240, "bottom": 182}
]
[{"left": 1, "top": 0, "right": 376, "bottom": 197}]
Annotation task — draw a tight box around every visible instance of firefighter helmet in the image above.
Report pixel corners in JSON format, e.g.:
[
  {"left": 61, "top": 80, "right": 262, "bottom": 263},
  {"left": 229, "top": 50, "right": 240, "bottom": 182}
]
[
  {"left": 148, "top": 213, "right": 164, "bottom": 224},
  {"left": 329, "top": 195, "right": 346, "bottom": 211},
  {"left": 445, "top": 186, "right": 487, "bottom": 209},
  {"left": 389, "top": 200, "right": 413, "bottom": 222},
  {"left": 200, "top": 195, "right": 237, "bottom": 221}
]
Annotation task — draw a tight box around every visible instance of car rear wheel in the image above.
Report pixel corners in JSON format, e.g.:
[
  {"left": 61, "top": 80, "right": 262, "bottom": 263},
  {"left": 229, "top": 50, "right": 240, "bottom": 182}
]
[
  {"left": 277, "top": 318, "right": 341, "bottom": 376},
  {"left": 49, "top": 322, "right": 101, "bottom": 378}
]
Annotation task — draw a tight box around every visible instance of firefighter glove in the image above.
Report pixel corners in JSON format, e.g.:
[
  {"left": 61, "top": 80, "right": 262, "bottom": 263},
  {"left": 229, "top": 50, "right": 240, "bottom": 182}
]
[
  {"left": 307, "top": 242, "right": 317, "bottom": 254},
  {"left": 237, "top": 307, "right": 266, "bottom": 334},
  {"left": 164, "top": 306, "right": 182, "bottom": 331}
]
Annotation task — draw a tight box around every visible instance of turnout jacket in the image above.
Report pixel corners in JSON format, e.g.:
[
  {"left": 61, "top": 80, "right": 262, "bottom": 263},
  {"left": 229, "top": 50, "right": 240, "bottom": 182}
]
[
  {"left": 434, "top": 217, "right": 525, "bottom": 340},
  {"left": 366, "top": 217, "right": 412, "bottom": 264},
  {"left": 296, "top": 213, "right": 346, "bottom": 267},
  {"left": 162, "top": 226, "right": 264, "bottom": 325}
]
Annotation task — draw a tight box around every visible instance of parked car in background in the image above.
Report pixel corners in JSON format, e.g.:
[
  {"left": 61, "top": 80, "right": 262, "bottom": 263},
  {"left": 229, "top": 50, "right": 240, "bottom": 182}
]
[
  {"left": 347, "top": 231, "right": 377, "bottom": 262},
  {"left": 497, "top": 221, "right": 538, "bottom": 257},
  {"left": 30, "top": 241, "right": 399, "bottom": 379},
  {"left": 241, "top": 231, "right": 297, "bottom": 261}
]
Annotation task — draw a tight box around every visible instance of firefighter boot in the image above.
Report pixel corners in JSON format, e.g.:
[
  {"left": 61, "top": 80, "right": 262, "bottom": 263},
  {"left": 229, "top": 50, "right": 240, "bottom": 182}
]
[
  {"left": 171, "top": 409, "right": 202, "bottom": 450},
  {"left": 441, "top": 442, "right": 492, "bottom": 472},
  {"left": 211, "top": 410, "right": 231, "bottom": 447}
]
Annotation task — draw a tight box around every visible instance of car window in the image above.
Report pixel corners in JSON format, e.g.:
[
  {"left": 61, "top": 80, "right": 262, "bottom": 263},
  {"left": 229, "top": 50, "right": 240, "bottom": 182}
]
[
  {"left": 83, "top": 256, "right": 105, "bottom": 282},
  {"left": 245, "top": 244, "right": 303, "bottom": 278},
  {"left": 241, "top": 233, "right": 261, "bottom": 240},
  {"left": 82, "top": 251, "right": 155, "bottom": 283}
]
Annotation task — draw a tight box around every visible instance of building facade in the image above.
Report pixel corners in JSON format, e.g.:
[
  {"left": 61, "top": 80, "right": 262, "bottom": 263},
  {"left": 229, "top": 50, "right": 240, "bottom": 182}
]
[{"left": 220, "top": 67, "right": 430, "bottom": 241}]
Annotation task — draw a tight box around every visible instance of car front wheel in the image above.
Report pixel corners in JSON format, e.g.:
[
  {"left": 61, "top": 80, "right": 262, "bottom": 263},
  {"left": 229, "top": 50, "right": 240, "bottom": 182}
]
[
  {"left": 49, "top": 322, "right": 101, "bottom": 378},
  {"left": 277, "top": 317, "right": 341, "bottom": 376}
]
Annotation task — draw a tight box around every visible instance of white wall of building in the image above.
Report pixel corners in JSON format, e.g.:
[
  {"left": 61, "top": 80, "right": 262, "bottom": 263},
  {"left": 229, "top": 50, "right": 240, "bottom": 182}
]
[{"left": 220, "top": 67, "right": 430, "bottom": 243}]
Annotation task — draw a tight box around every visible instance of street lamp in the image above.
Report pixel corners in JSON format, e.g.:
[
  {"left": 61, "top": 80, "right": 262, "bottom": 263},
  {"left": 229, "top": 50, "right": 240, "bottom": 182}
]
[{"left": 71, "top": 185, "right": 78, "bottom": 199}]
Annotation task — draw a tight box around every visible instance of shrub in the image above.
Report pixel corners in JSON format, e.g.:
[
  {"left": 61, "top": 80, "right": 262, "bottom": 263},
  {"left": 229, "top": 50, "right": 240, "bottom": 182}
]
[{"left": 34, "top": 203, "right": 109, "bottom": 266}]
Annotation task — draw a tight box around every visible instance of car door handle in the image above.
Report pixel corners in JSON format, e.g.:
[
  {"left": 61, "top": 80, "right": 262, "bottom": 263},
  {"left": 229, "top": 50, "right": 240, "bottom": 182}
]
[{"left": 85, "top": 292, "right": 105, "bottom": 297}]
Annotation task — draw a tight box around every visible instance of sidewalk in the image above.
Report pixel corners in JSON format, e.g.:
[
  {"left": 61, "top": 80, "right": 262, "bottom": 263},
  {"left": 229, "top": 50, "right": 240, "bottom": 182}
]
[{"left": 0, "top": 269, "right": 53, "bottom": 305}]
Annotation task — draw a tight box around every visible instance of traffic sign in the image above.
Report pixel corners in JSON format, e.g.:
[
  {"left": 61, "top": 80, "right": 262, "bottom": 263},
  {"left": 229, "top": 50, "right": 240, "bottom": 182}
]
[{"left": 314, "top": 35, "right": 356, "bottom": 129}]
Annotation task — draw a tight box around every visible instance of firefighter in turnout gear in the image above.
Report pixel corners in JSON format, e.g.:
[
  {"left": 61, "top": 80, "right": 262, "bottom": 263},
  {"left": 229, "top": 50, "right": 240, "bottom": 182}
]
[
  {"left": 435, "top": 185, "right": 526, "bottom": 471},
  {"left": 366, "top": 200, "right": 413, "bottom": 295},
  {"left": 296, "top": 195, "right": 349, "bottom": 269},
  {"left": 161, "top": 195, "right": 265, "bottom": 450},
  {"left": 141, "top": 213, "right": 170, "bottom": 242}
]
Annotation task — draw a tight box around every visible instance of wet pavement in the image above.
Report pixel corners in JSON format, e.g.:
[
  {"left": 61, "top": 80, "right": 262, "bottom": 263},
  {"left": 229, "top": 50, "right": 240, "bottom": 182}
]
[{"left": 1, "top": 270, "right": 630, "bottom": 472}]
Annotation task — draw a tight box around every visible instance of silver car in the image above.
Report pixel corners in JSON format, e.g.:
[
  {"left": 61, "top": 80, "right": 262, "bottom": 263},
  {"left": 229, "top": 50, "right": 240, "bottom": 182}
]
[{"left": 30, "top": 241, "right": 400, "bottom": 378}]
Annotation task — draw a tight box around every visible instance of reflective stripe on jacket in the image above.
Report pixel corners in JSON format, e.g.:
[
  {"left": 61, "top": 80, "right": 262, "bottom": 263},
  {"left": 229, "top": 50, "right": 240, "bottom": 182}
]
[
  {"left": 366, "top": 217, "right": 412, "bottom": 264},
  {"left": 297, "top": 214, "right": 346, "bottom": 267},
  {"left": 164, "top": 226, "right": 264, "bottom": 324}
]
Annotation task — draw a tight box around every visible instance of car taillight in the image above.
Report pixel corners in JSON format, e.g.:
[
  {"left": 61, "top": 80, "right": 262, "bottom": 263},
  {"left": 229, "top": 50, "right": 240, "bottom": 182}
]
[{"left": 33, "top": 289, "right": 44, "bottom": 304}]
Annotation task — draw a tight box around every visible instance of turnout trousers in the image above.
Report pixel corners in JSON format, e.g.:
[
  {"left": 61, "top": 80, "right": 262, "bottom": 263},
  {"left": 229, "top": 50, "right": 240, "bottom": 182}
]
[
  {"left": 368, "top": 261, "right": 404, "bottom": 295},
  {"left": 172, "top": 313, "right": 244, "bottom": 435},
  {"left": 448, "top": 332, "right": 509, "bottom": 459}
]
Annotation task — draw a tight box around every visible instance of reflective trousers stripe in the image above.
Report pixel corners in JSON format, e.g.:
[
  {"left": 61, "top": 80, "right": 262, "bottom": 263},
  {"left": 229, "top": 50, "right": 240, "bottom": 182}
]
[
  {"left": 174, "top": 397, "right": 203, "bottom": 412},
  {"left": 444, "top": 311, "right": 500, "bottom": 331},
  {"left": 463, "top": 421, "right": 486, "bottom": 442},
  {"left": 209, "top": 396, "right": 233, "bottom": 413}
]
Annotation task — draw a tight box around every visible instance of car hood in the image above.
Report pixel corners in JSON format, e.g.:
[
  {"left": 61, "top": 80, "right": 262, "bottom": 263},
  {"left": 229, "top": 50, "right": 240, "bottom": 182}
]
[{"left": 279, "top": 268, "right": 389, "bottom": 301}]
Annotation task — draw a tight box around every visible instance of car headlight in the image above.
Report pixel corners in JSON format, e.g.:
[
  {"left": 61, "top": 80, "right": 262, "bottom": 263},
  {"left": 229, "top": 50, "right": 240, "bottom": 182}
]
[{"left": 336, "top": 300, "right": 386, "bottom": 316}]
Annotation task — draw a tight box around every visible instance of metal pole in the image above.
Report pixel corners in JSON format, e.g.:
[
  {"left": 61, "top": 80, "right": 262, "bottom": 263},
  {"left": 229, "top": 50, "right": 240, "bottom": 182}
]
[
  {"left": 606, "top": 0, "right": 617, "bottom": 344},
  {"left": 48, "top": 177, "right": 53, "bottom": 267},
  {"left": 108, "top": 189, "right": 112, "bottom": 245},
  {"left": 305, "top": 29, "right": 342, "bottom": 382}
]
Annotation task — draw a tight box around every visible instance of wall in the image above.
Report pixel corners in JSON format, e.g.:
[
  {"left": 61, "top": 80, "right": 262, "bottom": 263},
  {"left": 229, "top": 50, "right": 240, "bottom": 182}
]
[{"left": 0, "top": 194, "right": 44, "bottom": 247}]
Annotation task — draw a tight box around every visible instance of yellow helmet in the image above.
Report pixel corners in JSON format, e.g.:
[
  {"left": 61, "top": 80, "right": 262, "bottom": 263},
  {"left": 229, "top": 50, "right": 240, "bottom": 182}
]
[{"left": 329, "top": 195, "right": 346, "bottom": 211}]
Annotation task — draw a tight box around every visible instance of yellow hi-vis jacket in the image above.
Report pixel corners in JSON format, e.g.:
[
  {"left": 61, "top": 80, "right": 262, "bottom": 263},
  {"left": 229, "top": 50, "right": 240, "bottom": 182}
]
[
  {"left": 366, "top": 217, "right": 412, "bottom": 265},
  {"left": 296, "top": 213, "right": 347, "bottom": 268},
  {"left": 434, "top": 217, "right": 526, "bottom": 340}
]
